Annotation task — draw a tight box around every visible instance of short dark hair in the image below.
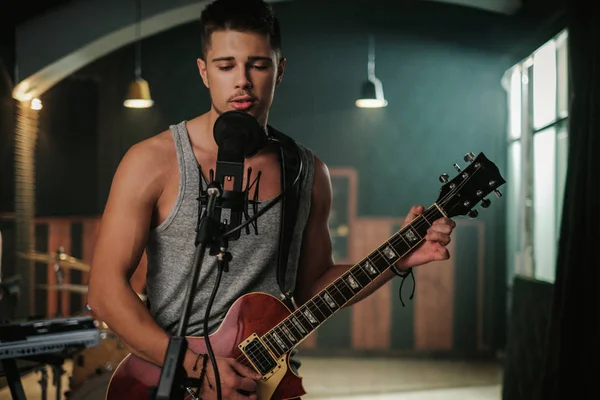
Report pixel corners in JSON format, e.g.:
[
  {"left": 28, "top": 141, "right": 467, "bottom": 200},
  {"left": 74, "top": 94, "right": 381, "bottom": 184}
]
[{"left": 199, "top": 0, "right": 282, "bottom": 59}]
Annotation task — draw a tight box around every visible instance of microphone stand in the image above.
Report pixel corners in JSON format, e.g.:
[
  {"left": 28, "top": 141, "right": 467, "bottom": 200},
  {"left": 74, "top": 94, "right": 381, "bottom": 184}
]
[
  {"left": 53, "top": 247, "right": 65, "bottom": 318},
  {"left": 150, "top": 182, "right": 223, "bottom": 400}
]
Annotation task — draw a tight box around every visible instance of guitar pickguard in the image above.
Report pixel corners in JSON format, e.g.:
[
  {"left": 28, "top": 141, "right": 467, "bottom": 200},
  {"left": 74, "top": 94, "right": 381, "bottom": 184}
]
[{"left": 256, "top": 354, "right": 289, "bottom": 400}]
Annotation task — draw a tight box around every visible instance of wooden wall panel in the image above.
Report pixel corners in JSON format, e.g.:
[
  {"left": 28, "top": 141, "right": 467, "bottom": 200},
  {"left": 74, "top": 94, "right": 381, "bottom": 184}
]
[
  {"left": 81, "top": 218, "right": 100, "bottom": 307},
  {"left": 413, "top": 240, "right": 455, "bottom": 351},
  {"left": 349, "top": 218, "right": 399, "bottom": 349}
]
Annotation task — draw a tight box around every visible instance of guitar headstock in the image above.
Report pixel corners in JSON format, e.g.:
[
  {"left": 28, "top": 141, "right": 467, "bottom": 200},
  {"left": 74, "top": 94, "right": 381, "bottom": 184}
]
[{"left": 436, "top": 152, "right": 506, "bottom": 219}]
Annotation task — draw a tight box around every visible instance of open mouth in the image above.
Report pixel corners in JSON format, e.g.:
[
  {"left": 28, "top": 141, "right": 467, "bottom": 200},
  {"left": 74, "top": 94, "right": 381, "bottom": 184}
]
[
  {"left": 231, "top": 100, "right": 255, "bottom": 111},
  {"left": 230, "top": 96, "right": 256, "bottom": 111}
]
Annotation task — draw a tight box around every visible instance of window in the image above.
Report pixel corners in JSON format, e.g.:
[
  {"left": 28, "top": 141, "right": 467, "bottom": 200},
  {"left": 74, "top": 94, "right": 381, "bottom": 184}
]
[{"left": 503, "top": 29, "right": 569, "bottom": 285}]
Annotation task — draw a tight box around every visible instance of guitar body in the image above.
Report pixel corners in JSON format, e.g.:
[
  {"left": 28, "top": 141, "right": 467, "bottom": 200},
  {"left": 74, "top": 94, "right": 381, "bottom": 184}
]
[{"left": 106, "top": 292, "right": 306, "bottom": 400}]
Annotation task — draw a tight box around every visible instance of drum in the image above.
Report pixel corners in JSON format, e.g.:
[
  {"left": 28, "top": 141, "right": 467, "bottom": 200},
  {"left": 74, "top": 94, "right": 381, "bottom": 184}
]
[
  {"left": 67, "top": 372, "right": 112, "bottom": 400},
  {"left": 69, "top": 331, "right": 130, "bottom": 391}
]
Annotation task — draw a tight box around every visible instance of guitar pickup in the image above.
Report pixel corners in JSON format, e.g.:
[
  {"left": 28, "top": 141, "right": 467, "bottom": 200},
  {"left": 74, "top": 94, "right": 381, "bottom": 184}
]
[{"left": 238, "top": 333, "right": 281, "bottom": 381}]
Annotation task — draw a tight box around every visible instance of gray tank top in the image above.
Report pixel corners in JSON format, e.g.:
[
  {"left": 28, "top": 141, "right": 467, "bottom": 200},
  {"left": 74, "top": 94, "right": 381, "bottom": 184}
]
[{"left": 145, "top": 121, "right": 315, "bottom": 355}]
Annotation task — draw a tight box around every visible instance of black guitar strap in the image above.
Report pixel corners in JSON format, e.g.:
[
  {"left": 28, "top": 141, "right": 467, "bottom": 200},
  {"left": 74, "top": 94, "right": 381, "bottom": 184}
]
[{"left": 267, "top": 126, "right": 304, "bottom": 309}]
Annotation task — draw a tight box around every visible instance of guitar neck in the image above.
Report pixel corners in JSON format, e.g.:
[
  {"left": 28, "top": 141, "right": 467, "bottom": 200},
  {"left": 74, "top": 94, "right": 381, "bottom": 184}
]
[{"left": 260, "top": 204, "right": 446, "bottom": 357}]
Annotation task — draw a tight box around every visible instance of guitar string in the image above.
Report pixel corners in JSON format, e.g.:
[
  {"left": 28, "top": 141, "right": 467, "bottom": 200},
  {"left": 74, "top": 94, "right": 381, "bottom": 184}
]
[
  {"left": 232, "top": 170, "right": 477, "bottom": 368},
  {"left": 234, "top": 208, "right": 450, "bottom": 365},
  {"left": 181, "top": 171, "right": 481, "bottom": 399}
]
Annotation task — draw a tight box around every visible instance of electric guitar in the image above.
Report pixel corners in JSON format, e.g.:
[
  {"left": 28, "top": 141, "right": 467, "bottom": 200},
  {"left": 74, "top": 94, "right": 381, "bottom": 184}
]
[{"left": 105, "top": 151, "right": 506, "bottom": 400}]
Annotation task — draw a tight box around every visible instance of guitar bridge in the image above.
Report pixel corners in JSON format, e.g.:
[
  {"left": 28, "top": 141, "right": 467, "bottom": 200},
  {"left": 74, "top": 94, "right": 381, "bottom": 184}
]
[{"left": 238, "top": 333, "right": 282, "bottom": 381}]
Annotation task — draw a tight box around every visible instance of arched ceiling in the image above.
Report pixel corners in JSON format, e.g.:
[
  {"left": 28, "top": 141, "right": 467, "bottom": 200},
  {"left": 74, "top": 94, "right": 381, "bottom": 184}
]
[{"left": 10, "top": 0, "right": 522, "bottom": 101}]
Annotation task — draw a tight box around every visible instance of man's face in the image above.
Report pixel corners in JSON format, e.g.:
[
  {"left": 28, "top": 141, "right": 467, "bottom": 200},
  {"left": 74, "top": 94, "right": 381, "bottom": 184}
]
[{"left": 197, "top": 30, "right": 285, "bottom": 126}]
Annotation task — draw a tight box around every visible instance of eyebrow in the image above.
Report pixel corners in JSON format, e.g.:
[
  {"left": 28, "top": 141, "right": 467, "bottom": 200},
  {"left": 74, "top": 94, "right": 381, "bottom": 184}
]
[{"left": 211, "top": 56, "right": 273, "bottom": 62}]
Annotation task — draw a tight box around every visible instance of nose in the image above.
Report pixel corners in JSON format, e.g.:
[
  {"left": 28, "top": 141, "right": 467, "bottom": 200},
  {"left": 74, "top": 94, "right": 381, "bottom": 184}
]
[{"left": 235, "top": 65, "right": 253, "bottom": 90}]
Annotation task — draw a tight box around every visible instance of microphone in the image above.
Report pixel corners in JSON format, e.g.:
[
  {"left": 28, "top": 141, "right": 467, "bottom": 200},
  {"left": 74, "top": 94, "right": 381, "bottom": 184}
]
[
  {"left": 210, "top": 110, "right": 268, "bottom": 241},
  {"left": 155, "top": 111, "right": 268, "bottom": 400}
]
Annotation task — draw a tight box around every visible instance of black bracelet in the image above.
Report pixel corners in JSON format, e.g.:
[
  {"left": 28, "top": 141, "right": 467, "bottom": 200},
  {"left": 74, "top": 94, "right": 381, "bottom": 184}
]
[
  {"left": 192, "top": 352, "right": 205, "bottom": 371},
  {"left": 391, "top": 266, "right": 415, "bottom": 307}
]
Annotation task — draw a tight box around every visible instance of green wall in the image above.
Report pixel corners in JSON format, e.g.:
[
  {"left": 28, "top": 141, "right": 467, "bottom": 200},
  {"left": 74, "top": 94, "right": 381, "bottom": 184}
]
[{"left": 1, "top": 0, "right": 564, "bottom": 353}]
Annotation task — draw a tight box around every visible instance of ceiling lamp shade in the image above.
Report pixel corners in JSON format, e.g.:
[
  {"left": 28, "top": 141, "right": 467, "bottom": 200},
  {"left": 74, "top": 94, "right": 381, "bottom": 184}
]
[
  {"left": 124, "top": 78, "right": 154, "bottom": 108},
  {"left": 355, "top": 77, "right": 388, "bottom": 108},
  {"left": 124, "top": 0, "right": 153, "bottom": 109},
  {"left": 356, "top": 35, "right": 387, "bottom": 108}
]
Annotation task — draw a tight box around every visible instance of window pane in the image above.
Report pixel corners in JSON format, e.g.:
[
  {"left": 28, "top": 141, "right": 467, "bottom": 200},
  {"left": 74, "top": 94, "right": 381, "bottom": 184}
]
[
  {"left": 556, "top": 127, "right": 568, "bottom": 236},
  {"left": 507, "top": 141, "right": 522, "bottom": 282},
  {"left": 557, "top": 31, "right": 569, "bottom": 118},
  {"left": 533, "top": 40, "right": 557, "bottom": 129},
  {"left": 533, "top": 127, "right": 556, "bottom": 283},
  {"left": 509, "top": 67, "right": 522, "bottom": 140}
]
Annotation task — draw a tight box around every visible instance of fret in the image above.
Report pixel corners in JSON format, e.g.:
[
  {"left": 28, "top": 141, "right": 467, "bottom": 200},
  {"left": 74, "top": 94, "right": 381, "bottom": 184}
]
[
  {"left": 272, "top": 327, "right": 292, "bottom": 351},
  {"left": 322, "top": 290, "right": 340, "bottom": 310},
  {"left": 263, "top": 333, "right": 278, "bottom": 356},
  {"left": 298, "top": 307, "right": 318, "bottom": 328},
  {"left": 378, "top": 242, "right": 400, "bottom": 265},
  {"left": 335, "top": 279, "right": 355, "bottom": 301},
  {"left": 280, "top": 324, "right": 298, "bottom": 345},
  {"left": 289, "top": 315, "right": 308, "bottom": 335},
  {"left": 353, "top": 263, "right": 374, "bottom": 286},
  {"left": 345, "top": 272, "right": 362, "bottom": 291},
  {"left": 284, "top": 317, "right": 303, "bottom": 340},
  {"left": 268, "top": 331, "right": 287, "bottom": 354},
  {"left": 367, "top": 253, "right": 388, "bottom": 273},
  {"left": 361, "top": 258, "right": 379, "bottom": 277},
  {"left": 421, "top": 212, "right": 432, "bottom": 225},
  {"left": 404, "top": 226, "right": 422, "bottom": 242},
  {"left": 324, "top": 286, "right": 343, "bottom": 308},
  {"left": 312, "top": 295, "right": 334, "bottom": 319},
  {"left": 261, "top": 205, "right": 448, "bottom": 360},
  {"left": 329, "top": 283, "right": 349, "bottom": 303},
  {"left": 306, "top": 297, "right": 325, "bottom": 325}
]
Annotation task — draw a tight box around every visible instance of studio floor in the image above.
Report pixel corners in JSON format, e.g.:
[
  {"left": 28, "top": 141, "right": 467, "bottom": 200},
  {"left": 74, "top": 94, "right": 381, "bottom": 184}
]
[{"left": 1, "top": 355, "right": 503, "bottom": 400}]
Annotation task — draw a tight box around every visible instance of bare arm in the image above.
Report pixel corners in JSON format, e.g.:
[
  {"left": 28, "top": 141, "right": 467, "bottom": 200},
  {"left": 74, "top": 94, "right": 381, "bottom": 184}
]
[
  {"left": 293, "top": 157, "right": 455, "bottom": 309},
  {"left": 293, "top": 156, "right": 395, "bottom": 308},
  {"left": 86, "top": 141, "right": 199, "bottom": 371}
]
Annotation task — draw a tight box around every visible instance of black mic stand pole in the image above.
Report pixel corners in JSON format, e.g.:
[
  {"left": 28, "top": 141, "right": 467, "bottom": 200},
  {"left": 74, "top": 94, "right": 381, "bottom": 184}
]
[{"left": 150, "top": 182, "right": 222, "bottom": 400}]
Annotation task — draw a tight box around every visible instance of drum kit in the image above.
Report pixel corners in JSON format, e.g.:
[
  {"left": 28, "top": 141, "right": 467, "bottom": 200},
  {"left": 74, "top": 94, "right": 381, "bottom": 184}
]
[{"left": 15, "top": 249, "right": 142, "bottom": 399}]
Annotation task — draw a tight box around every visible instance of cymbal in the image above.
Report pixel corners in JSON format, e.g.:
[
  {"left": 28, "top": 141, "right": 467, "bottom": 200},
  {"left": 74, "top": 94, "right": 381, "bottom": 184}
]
[
  {"left": 37, "top": 283, "right": 89, "bottom": 294},
  {"left": 17, "top": 251, "right": 90, "bottom": 272}
]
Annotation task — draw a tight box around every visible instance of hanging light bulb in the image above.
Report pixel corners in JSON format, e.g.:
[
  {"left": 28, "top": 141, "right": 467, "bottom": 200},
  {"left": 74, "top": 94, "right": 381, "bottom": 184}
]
[
  {"left": 124, "top": 0, "right": 153, "bottom": 108},
  {"left": 356, "top": 35, "right": 387, "bottom": 108},
  {"left": 124, "top": 78, "right": 154, "bottom": 108}
]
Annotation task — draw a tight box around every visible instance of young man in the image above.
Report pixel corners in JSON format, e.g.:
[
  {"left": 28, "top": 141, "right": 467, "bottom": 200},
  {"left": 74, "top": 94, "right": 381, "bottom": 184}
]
[{"left": 87, "top": 0, "right": 456, "bottom": 399}]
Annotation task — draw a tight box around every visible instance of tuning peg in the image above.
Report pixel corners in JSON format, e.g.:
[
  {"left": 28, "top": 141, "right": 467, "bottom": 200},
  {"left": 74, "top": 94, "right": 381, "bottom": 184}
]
[
  {"left": 467, "top": 209, "right": 479, "bottom": 219},
  {"left": 481, "top": 198, "right": 491, "bottom": 208},
  {"left": 439, "top": 173, "right": 449, "bottom": 183},
  {"left": 494, "top": 189, "right": 503, "bottom": 198},
  {"left": 453, "top": 163, "right": 462, "bottom": 172},
  {"left": 463, "top": 152, "right": 475, "bottom": 162}
]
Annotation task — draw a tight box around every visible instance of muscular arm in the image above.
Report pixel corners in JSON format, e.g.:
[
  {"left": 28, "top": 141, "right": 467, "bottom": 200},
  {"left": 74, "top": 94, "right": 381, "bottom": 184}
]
[
  {"left": 87, "top": 141, "right": 198, "bottom": 372},
  {"left": 293, "top": 157, "right": 396, "bottom": 308}
]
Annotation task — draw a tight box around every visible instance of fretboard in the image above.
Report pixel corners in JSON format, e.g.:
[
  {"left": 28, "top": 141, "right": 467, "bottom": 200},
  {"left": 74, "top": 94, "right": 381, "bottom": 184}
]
[{"left": 260, "top": 204, "right": 445, "bottom": 358}]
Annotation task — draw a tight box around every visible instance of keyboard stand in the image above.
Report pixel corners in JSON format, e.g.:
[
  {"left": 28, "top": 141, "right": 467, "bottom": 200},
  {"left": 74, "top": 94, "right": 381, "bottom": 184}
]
[{"left": 1, "top": 358, "right": 28, "bottom": 400}]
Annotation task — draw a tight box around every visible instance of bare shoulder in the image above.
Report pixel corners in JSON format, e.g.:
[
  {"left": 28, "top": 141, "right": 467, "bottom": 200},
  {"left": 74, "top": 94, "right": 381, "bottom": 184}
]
[
  {"left": 120, "top": 130, "right": 174, "bottom": 170},
  {"left": 109, "top": 129, "right": 176, "bottom": 204},
  {"left": 311, "top": 155, "right": 333, "bottom": 212},
  {"left": 117, "top": 130, "right": 174, "bottom": 177}
]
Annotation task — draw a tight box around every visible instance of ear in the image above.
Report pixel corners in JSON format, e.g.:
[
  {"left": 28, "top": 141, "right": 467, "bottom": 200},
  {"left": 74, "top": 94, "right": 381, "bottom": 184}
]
[
  {"left": 276, "top": 56, "right": 286, "bottom": 86},
  {"left": 197, "top": 58, "right": 209, "bottom": 88}
]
